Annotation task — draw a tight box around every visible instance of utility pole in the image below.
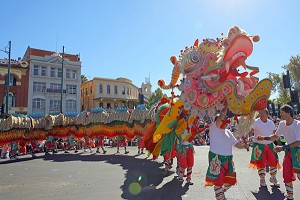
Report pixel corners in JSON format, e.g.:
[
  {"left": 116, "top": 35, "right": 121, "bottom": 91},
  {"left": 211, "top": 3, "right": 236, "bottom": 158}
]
[
  {"left": 287, "top": 70, "right": 292, "bottom": 99},
  {"left": 6, "top": 41, "right": 11, "bottom": 116},
  {"left": 60, "top": 46, "right": 64, "bottom": 113},
  {"left": 0, "top": 41, "right": 12, "bottom": 116},
  {"left": 1, "top": 41, "right": 12, "bottom": 117}
]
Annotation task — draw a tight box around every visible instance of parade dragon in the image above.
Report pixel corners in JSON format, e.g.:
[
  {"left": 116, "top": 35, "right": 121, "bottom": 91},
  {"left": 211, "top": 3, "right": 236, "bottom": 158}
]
[{"left": 145, "top": 26, "right": 272, "bottom": 159}]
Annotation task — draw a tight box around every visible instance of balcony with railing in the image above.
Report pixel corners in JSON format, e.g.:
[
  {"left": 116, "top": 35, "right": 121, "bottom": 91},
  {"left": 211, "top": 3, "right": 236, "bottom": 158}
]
[{"left": 46, "top": 88, "right": 66, "bottom": 93}]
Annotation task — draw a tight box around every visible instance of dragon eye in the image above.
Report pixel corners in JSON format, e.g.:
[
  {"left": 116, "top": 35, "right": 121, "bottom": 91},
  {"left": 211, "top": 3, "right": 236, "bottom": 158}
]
[{"left": 191, "top": 54, "right": 199, "bottom": 63}]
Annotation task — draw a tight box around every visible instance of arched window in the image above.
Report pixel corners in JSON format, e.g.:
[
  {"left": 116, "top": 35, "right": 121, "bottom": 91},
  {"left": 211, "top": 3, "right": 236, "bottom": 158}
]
[
  {"left": 114, "top": 85, "right": 118, "bottom": 94},
  {"left": 32, "top": 98, "right": 45, "bottom": 109},
  {"left": 107, "top": 85, "right": 110, "bottom": 94},
  {"left": 5, "top": 75, "right": 17, "bottom": 86},
  {"left": 3, "top": 92, "right": 16, "bottom": 107},
  {"left": 99, "top": 84, "right": 103, "bottom": 93}
]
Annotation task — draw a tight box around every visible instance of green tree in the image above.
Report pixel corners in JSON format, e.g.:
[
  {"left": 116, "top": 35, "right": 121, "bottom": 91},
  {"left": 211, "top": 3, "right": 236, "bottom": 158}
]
[
  {"left": 267, "top": 72, "right": 289, "bottom": 102},
  {"left": 147, "top": 88, "right": 166, "bottom": 108},
  {"left": 267, "top": 54, "right": 300, "bottom": 103},
  {"left": 81, "top": 75, "right": 88, "bottom": 83},
  {"left": 284, "top": 55, "right": 300, "bottom": 93}
]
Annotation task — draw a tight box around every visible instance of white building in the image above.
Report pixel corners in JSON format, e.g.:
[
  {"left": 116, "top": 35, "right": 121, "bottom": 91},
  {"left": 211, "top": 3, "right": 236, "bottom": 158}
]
[
  {"left": 140, "top": 77, "right": 152, "bottom": 105},
  {"left": 23, "top": 47, "right": 81, "bottom": 115}
]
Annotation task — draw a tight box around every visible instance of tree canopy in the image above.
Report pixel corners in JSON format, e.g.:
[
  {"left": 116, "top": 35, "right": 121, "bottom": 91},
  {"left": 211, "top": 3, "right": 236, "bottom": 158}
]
[
  {"left": 267, "top": 54, "right": 300, "bottom": 104},
  {"left": 81, "top": 75, "right": 88, "bottom": 83},
  {"left": 147, "top": 88, "right": 167, "bottom": 108}
]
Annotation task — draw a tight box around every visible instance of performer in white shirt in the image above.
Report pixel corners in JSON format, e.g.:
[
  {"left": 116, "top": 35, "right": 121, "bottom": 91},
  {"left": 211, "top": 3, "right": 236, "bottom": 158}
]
[
  {"left": 248, "top": 109, "right": 280, "bottom": 187},
  {"left": 257, "top": 104, "right": 300, "bottom": 200},
  {"left": 205, "top": 107, "right": 249, "bottom": 200}
]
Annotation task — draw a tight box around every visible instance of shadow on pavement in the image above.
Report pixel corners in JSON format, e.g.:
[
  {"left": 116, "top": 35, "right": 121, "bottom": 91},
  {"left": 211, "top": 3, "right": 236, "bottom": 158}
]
[
  {"left": 38, "top": 153, "right": 189, "bottom": 200},
  {"left": 0, "top": 155, "right": 44, "bottom": 164},
  {"left": 125, "top": 176, "right": 190, "bottom": 200},
  {"left": 251, "top": 185, "right": 285, "bottom": 200}
]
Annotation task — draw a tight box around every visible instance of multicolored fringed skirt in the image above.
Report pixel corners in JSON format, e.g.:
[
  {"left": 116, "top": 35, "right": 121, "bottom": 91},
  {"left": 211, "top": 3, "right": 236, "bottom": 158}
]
[{"left": 205, "top": 151, "right": 236, "bottom": 187}]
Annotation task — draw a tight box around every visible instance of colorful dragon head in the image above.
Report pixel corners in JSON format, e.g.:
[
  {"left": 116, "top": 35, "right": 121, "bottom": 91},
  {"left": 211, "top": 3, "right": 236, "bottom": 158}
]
[{"left": 158, "top": 26, "right": 272, "bottom": 118}]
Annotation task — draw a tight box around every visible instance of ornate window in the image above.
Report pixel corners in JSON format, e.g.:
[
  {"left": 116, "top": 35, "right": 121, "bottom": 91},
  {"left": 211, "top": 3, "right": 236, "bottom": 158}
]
[{"left": 32, "top": 98, "right": 45, "bottom": 109}]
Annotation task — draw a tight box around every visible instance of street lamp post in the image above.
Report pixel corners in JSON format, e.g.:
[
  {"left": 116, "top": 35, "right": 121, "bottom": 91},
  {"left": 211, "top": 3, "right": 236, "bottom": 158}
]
[
  {"left": 60, "top": 46, "right": 65, "bottom": 114},
  {"left": 293, "top": 104, "right": 298, "bottom": 115},
  {"left": 6, "top": 42, "right": 11, "bottom": 116},
  {"left": 0, "top": 41, "right": 11, "bottom": 117}
]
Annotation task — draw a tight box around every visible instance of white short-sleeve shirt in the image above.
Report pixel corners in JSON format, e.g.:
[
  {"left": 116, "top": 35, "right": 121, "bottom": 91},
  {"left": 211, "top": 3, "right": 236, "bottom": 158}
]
[
  {"left": 252, "top": 118, "right": 276, "bottom": 145},
  {"left": 209, "top": 122, "right": 239, "bottom": 156},
  {"left": 275, "top": 120, "right": 300, "bottom": 146}
]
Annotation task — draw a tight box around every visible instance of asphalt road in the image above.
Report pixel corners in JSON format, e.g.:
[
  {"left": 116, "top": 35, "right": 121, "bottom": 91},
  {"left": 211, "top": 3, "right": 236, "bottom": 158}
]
[{"left": 0, "top": 146, "right": 299, "bottom": 200}]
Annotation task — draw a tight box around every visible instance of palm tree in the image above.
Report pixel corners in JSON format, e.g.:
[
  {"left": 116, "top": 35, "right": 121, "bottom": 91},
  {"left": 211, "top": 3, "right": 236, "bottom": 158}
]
[{"left": 81, "top": 75, "right": 88, "bottom": 83}]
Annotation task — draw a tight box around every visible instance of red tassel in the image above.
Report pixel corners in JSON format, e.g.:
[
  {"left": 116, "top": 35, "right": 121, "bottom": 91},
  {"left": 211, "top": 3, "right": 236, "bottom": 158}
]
[{"left": 234, "top": 114, "right": 239, "bottom": 124}]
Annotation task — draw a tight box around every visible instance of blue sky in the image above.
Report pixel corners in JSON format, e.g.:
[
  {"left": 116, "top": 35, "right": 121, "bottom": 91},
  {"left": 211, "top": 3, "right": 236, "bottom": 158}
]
[{"left": 1, "top": 0, "right": 300, "bottom": 99}]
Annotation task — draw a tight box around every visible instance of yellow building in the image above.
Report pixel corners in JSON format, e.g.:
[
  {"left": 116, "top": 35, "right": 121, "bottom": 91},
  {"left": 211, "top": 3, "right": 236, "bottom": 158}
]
[{"left": 81, "top": 77, "right": 151, "bottom": 112}]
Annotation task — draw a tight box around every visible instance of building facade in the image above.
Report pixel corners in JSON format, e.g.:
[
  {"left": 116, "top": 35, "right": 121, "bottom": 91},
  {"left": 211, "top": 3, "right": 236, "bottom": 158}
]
[
  {"left": 23, "top": 47, "right": 81, "bottom": 115},
  {"left": 0, "top": 58, "right": 29, "bottom": 115},
  {"left": 140, "top": 78, "right": 152, "bottom": 106},
  {"left": 81, "top": 77, "right": 151, "bottom": 112}
]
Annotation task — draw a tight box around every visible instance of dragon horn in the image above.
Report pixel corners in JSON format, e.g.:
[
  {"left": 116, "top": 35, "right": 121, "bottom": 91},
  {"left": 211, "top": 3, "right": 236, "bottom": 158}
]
[
  {"left": 194, "top": 39, "right": 199, "bottom": 47},
  {"left": 158, "top": 56, "right": 181, "bottom": 90}
]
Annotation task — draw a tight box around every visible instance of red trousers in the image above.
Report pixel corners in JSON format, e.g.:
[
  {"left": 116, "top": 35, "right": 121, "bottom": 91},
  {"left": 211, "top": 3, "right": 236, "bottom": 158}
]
[
  {"left": 177, "top": 148, "right": 194, "bottom": 169},
  {"left": 214, "top": 161, "right": 237, "bottom": 186},
  {"left": 283, "top": 152, "right": 296, "bottom": 183},
  {"left": 257, "top": 145, "right": 278, "bottom": 168}
]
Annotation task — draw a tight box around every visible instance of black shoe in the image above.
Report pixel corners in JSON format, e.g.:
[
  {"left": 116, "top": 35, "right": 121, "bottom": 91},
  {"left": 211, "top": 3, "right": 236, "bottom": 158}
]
[
  {"left": 125, "top": 151, "right": 129, "bottom": 154},
  {"left": 185, "top": 181, "right": 193, "bottom": 185},
  {"left": 103, "top": 150, "right": 107, "bottom": 154},
  {"left": 74, "top": 150, "right": 78, "bottom": 153},
  {"left": 64, "top": 151, "right": 69, "bottom": 153}
]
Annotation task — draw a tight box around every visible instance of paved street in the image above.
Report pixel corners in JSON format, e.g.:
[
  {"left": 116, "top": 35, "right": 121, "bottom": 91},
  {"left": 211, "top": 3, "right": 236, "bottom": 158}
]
[{"left": 0, "top": 146, "right": 299, "bottom": 200}]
